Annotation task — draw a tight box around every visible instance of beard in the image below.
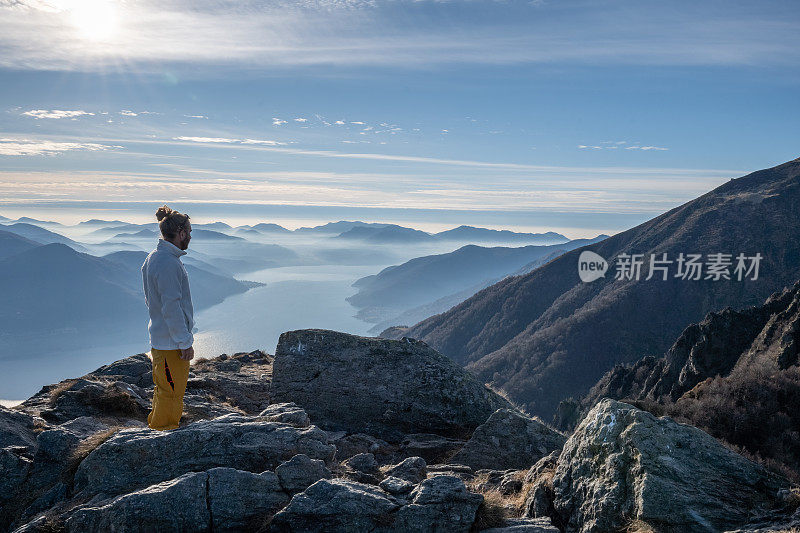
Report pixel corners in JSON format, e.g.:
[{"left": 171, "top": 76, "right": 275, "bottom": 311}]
[{"left": 179, "top": 235, "right": 190, "bottom": 249}]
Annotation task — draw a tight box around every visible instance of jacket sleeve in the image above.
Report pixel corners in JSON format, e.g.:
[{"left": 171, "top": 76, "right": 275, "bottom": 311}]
[
  {"left": 141, "top": 263, "right": 149, "bottom": 308},
  {"left": 155, "top": 260, "right": 193, "bottom": 350}
]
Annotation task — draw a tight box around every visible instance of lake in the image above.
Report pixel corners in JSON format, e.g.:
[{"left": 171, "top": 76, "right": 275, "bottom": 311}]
[{"left": 0, "top": 264, "right": 383, "bottom": 402}]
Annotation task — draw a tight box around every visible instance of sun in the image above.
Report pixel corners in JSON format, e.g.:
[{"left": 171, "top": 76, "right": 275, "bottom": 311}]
[{"left": 68, "top": 0, "right": 119, "bottom": 41}]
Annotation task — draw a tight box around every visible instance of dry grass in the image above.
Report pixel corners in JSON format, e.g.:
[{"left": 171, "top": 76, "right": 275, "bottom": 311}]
[
  {"left": 46, "top": 379, "right": 79, "bottom": 408},
  {"left": 61, "top": 426, "right": 125, "bottom": 487},
  {"left": 621, "top": 518, "right": 657, "bottom": 533},
  {"left": 471, "top": 488, "right": 508, "bottom": 531},
  {"left": 484, "top": 383, "right": 565, "bottom": 435}
]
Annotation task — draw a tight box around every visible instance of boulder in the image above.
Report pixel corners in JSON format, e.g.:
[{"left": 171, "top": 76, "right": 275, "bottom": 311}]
[
  {"left": 552, "top": 399, "right": 791, "bottom": 533},
  {"left": 259, "top": 402, "right": 310, "bottom": 427},
  {"left": 0, "top": 405, "right": 41, "bottom": 448},
  {"left": 391, "top": 474, "right": 483, "bottom": 532},
  {"left": 65, "top": 471, "right": 210, "bottom": 532},
  {"left": 379, "top": 476, "right": 415, "bottom": 497},
  {"left": 450, "top": 409, "right": 566, "bottom": 471},
  {"left": 73, "top": 416, "right": 335, "bottom": 497},
  {"left": 207, "top": 467, "right": 289, "bottom": 531},
  {"left": 398, "top": 433, "right": 466, "bottom": 464},
  {"left": 342, "top": 452, "right": 382, "bottom": 484},
  {"left": 522, "top": 452, "right": 559, "bottom": 520},
  {"left": 381, "top": 456, "right": 427, "bottom": 484},
  {"left": 268, "top": 478, "right": 402, "bottom": 532},
  {"left": 271, "top": 329, "right": 511, "bottom": 441},
  {"left": 44, "top": 466, "right": 292, "bottom": 533},
  {"left": 481, "top": 517, "right": 560, "bottom": 532},
  {"left": 275, "top": 453, "right": 332, "bottom": 495},
  {"left": 329, "top": 432, "right": 395, "bottom": 462}
]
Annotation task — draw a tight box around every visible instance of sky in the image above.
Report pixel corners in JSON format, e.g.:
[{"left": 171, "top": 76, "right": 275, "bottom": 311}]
[{"left": 0, "top": 0, "right": 798, "bottom": 238}]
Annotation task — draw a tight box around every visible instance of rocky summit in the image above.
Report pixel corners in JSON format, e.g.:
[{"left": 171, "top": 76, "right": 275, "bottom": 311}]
[{"left": 1, "top": 329, "right": 799, "bottom": 532}]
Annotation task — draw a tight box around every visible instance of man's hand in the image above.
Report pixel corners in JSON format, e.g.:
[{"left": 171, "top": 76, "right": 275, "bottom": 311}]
[{"left": 180, "top": 346, "right": 195, "bottom": 361}]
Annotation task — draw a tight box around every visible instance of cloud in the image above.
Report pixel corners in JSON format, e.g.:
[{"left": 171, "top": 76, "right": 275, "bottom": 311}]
[
  {"left": 185, "top": 114, "right": 208, "bottom": 119},
  {"left": 625, "top": 145, "right": 669, "bottom": 151},
  {"left": 174, "top": 136, "right": 287, "bottom": 146},
  {"left": 1, "top": 1, "right": 799, "bottom": 73},
  {"left": 0, "top": 163, "right": 737, "bottom": 216},
  {"left": 174, "top": 136, "right": 237, "bottom": 143},
  {"left": 581, "top": 142, "right": 668, "bottom": 151},
  {"left": 119, "top": 110, "right": 137, "bottom": 116},
  {"left": 0, "top": 138, "right": 114, "bottom": 156},
  {"left": 293, "top": 117, "right": 307, "bottom": 122},
  {"left": 272, "top": 118, "right": 288, "bottom": 125},
  {"left": 22, "top": 109, "right": 94, "bottom": 119}
]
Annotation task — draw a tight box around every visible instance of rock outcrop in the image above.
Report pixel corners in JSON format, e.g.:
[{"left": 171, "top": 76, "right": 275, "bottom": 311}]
[
  {"left": 450, "top": 409, "right": 566, "bottom": 471},
  {"left": 3, "top": 328, "right": 798, "bottom": 532},
  {"left": 271, "top": 329, "right": 511, "bottom": 441},
  {"left": 73, "top": 416, "right": 335, "bottom": 497},
  {"left": 552, "top": 399, "right": 791, "bottom": 533}
]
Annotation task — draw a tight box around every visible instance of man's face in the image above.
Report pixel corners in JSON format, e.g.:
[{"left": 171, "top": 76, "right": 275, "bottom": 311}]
[{"left": 178, "top": 222, "right": 192, "bottom": 250}]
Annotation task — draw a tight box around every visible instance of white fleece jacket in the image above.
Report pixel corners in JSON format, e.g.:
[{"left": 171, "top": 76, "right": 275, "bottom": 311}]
[{"left": 141, "top": 238, "right": 195, "bottom": 350}]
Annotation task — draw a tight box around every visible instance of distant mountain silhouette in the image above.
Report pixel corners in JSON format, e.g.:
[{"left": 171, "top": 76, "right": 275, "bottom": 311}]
[
  {"left": 0, "top": 243, "right": 143, "bottom": 336},
  {"left": 383, "top": 157, "right": 800, "bottom": 421},
  {"left": 0, "top": 243, "right": 262, "bottom": 338},
  {"left": 0, "top": 223, "right": 89, "bottom": 253},
  {"left": 84, "top": 223, "right": 157, "bottom": 238},
  {"left": 193, "top": 222, "right": 233, "bottom": 231},
  {"left": 336, "top": 224, "right": 436, "bottom": 243},
  {"left": 102, "top": 250, "right": 263, "bottom": 309},
  {"left": 13, "top": 216, "right": 64, "bottom": 226},
  {"left": 191, "top": 229, "right": 243, "bottom": 241},
  {"left": 294, "top": 221, "right": 389, "bottom": 234},
  {"left": 247, "top": 223, "right": 291, "bottom": 233},
  {"left": 434, "top": 225, "right": 568, "bottom": 245},
  {"left": 0, "top": 230, "right": 42, "bottom": 261},
  {"left": 110, "top": 229, "right": 158, "bottom": 240},
  {"left": 352, "top": 236, "right": 606, "bottom": 323},
  {"left": 76, "top": 219, "right": 127, "bottom": 227}
]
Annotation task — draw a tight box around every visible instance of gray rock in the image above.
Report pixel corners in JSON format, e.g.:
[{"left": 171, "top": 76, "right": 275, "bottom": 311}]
[
  {"left": 552, "top": 399, "right": 791, "bottom": 533},
  {"left": 522, "top": 452, "right": 559, "bottom": 519},
  {"left": 259, "top": 402, "right": 311, "bottom": 427},
  {"left": 65, "top": 471, "right": 210, "bottom": 533},
  {"left": 481, "top": 517, "right": 560, "bottom": 532},
  {"left": 15, "top": 350, "right": 273, "bottom": 427},
  {"left": 426, "top": 463, "right": 476, "bottom": 482},
  {"left": 330, "top": 432, "right": 394, "bottom": 462},
  {"left": 90, "top": 353, "right": 153, "bottom": 387},
  {"left": 450, "top": 409, "right": 566, "bottom": 471},
  {"left": 391, "top": 474, "right": 483, "bottom": 532},
  {"left": 1, "top": 447, "right": 33, "bottom": 530},
  {"left": 399, "top": 433, "right": 466, "bottom": 464},
  {"left": 73, "top": 416, "right": 335, "bottom": 497},
  {"left": 207, "top": 467, "right": 289, "bottom": 531},
  {"left": 342, "top": 452, "right": 382, "bottom": 484},
  {"left": 271, "top": 329, "right": 511, "bottom": 441},
  {"left": 275, "top": 453, "right": 332, "bottom": 495},
  {"left": 523, "top": 451, "right": 559, "bottom": 486},
  {"left": 269, "top": 478, "right": 402, "bottom": 532},
  {"left": 0, "top": 405, "right": 40, "bottom": 448},
  {"left": 382, "top": 456, "right": 427, "bottom": 484},
  {"left": 379, "top": 476, "right": 415, "bottom": 496}
]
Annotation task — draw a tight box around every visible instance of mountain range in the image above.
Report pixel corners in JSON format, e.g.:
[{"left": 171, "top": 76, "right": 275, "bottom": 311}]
[{"left": 382, "top": 157, "right": 800, "bottom": 421}]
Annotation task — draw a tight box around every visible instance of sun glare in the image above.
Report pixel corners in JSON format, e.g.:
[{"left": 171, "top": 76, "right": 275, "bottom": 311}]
[{"left": 69, "top": 0, "right": 118, "bottom": 41}]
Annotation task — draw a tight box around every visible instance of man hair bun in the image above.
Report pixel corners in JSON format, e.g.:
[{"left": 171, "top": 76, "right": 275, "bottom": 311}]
[{"left": 155, "top": 205, "right": 174, "bottom": 222}]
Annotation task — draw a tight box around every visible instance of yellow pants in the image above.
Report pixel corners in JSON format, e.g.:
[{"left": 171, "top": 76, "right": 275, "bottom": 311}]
[{"left": 147, "top": 348, "right": 190, "bottom": 431}]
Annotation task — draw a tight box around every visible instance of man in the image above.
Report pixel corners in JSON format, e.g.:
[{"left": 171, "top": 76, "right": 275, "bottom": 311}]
[{"left": 141, "top": 205, "right": 195, "bottom": 430}]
